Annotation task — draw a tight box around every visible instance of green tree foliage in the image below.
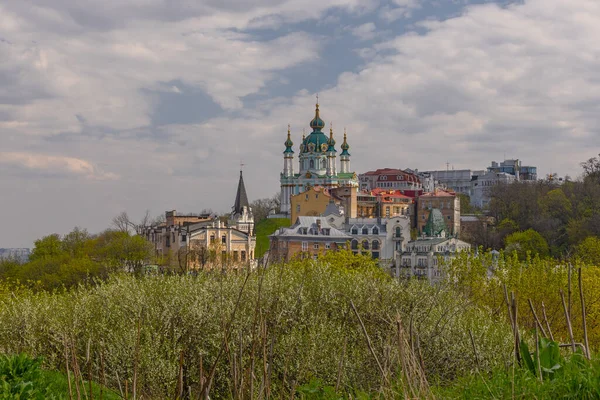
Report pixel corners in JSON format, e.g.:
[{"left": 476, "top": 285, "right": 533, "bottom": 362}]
[
  {"left": 576, "top": 236, "right": 600, "bottom": 266},
  {"left": 254, "top": 218, "right": 291, "bottom": 258},
  {"left": 0, "top": 228, "right": 155, "bottom": 290},
  {"left": 505, "top": 229, "right": 550, "bottom": 260},
  {"left": 29, "top": 234, "right": 64, "bottom": 261},
  {"left": 485, "top": 155, "right": 600, "bottom": 256}
]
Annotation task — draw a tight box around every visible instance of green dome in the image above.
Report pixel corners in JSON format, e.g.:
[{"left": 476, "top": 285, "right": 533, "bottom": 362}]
[
  {"left": 340, "top": 132, "right": 350, "bottom": 156},
  {"left": 424, "top": 208, "right": 447, "bottom": 237},
  {"left": 283, "top": 128, "right": 294, "bottom": 154},
  {"left": 309, "top": 103, "right": 325, "bottom": 131}
]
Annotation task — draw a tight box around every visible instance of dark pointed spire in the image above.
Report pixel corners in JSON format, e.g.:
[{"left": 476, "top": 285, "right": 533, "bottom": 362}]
[{"left": 233, "top": 170, "right": 250, "bottom": 215}]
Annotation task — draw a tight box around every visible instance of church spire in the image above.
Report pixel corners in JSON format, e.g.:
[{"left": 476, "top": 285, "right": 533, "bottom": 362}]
[{"left": 232, "top": 169, "right": 250, "bottom": 215}]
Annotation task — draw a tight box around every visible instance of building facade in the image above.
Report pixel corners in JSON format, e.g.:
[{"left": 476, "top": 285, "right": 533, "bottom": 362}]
[
  {"left": 280, "top": 103, "right": 359, "bottom": 215},
  {"left": 359, "top": 168, "right": 422, "bottom": 192},
  {"left": 145, "top": 171, "right": 256, "bottom": 269},
  {"left": 416, "top": 189, "right": 460, "bottom": 236},
  {"left": 268, "top": 216, "right": 351, "bottom": 262}
]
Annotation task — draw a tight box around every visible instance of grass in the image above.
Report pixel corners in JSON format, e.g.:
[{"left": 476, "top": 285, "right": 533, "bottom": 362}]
[
  {"left": 0, "top": 353, "right": 120, "bottom": 399},
  {"left": 254, "top": 217, "right": 291, "bottom": 258}
]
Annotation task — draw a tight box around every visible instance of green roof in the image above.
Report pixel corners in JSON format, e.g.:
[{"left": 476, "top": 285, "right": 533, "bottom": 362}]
[{"left": 424, "top": 208, "right": 447, "bottom": 237}]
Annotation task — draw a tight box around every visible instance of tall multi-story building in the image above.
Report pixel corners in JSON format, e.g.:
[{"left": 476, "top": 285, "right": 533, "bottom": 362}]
[
  {"left": 280, "top": 102, "right": 359, "bottom": 215},
  {"left": 488, "top": 159, "right": 537, "bottom": 181}
]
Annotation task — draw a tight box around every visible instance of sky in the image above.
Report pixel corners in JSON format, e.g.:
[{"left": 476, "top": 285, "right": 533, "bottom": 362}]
[{"left": 1, "top": 0, "right": 599, "bottom": 247}]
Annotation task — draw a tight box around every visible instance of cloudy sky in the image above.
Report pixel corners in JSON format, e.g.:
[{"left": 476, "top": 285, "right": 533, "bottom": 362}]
[{"left": 1, "top": 0, "right": 599, "bottom": 247}]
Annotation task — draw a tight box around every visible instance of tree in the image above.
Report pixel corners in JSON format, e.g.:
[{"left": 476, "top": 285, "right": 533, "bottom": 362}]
[
  {"left": 95, "top": 230, "right": 154, "bottom": 274},
  {"left": 581, "top": 153, "right": 600, "bottom": 180},
  {"left": 251, "top": 193, "right": 281, "bottom": 222},
  {"left": 504, "top": 229, "right": 550, "bottom": 260},
  {"left": 576, "top": 236, "right": 600, "bottom": 266},
  {"left": 29, "top": 234, "right": 65, "bottom": 261},
  {"left": 111, "top": 210, "right": 153, "bottom": 235}
]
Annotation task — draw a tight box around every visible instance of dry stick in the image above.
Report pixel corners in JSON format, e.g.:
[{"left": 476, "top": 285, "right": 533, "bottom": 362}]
[
  {"left": 100, "top": 348, "right": 106, "bottom": 400},
  {"left": 535, "top": 326, "right": 542, "bottom": 383},
  {"left": 541, "top": 301, "right": 555, "bottom": 341},
  {"left": 396, "top": 319, "right": 415, "bottom": 400},
  {"left": 133, "top": 319, "right": 141, "bottom": 400},
  {"left": 177, "top": 350, "right": 184, "bottom": 399},
  {"left": 511, "top": 292, "right": 521, "bottom": 366},
  {"left": 568, "top": 263, "right": 573, "bottom": 321},
  {"left": 64, "top": 337, "right": 74, "bottom": 400},
  {"left": 335, "top": 337, "right": 347, "bottom": 393},
  {"left": 86, "top": 339, "right": 93, "bottom": 400},
  {"left": 528, "top": 299, "right": 548, "bottom": 338},
  {"left": 124, "top": 379, "right": 128, "bottom": 400},
  {"left": 71, "top": 339, "right": 83, "bottom": 400},
  {"left": 468, "top": 329, "right": 480, "bottom": 372},
  {"left": 578, "top": 268, "right": 591, "bottom": 359},
  {"left": 560, "top": 289, "right": 576, "bottom": 353},
  {"left": 202, "top": 273, "right": 251, "bottom": 400},
  {"left": 350, "top": 300, "right": 388, "bottom": 385},
  {"left": 503, "top": 285, "right": 515, "bottom": 332},
  {"left": 115, "top": 372, "right": 123, "bottom": 399}
]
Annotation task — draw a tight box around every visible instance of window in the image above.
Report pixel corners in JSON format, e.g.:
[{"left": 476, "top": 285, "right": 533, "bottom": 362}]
[
  {"left": 221, "top": 235, "right": 226, "bottom": 244},
  {"left": 372, "top": 240, "right": 380, "bottom": 250},
  {"left": 351, "top": 240, "right": 359, "bottom": 250},
  {"left": 373, "top": 227, "right": 379, "bottom": 235},
  {"left": 322, "top": 159, "right": 326, "bottom": 168},
  {"left": 325, "top": 242, "right": 331, "bottom": 249},
  {"left": 362, "top": 240, "right": 369, "bottom": 250},
  {"left": 302, "top": 241, "right": 308, "bottom": 251},
  {"left": 362, "top": 227, "right": 368, "bottom": 235},
  {"left": 372, "top": 252, "right": 379, "bottom": 259},
  {"left": 241, "top": 251, "right": 246, "bottom": 261},
  {"left": 305, "top": 194, "right": 309, "bottom": 200},
  {"left": 396, "top": 227, "right": 401, "bottom": 237},
  {"left": 351, "top": 227, "right": 358, "bottom": 235},
  {"left": 181, "top": 234, "right": 187, "bottom": 242},
  {"left": 210, "top": 234, "right": 215, "bottom": 243},
  {"left": 310, "top": 159, "right": 315, "bottom": 169},
  {"left": 313, "top": 243, "right": 319, "bottom": 250}
]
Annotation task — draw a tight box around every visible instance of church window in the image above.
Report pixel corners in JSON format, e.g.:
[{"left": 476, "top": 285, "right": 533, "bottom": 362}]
[{"left": 310, "top": 159, "right": 315, "bottom": 169}]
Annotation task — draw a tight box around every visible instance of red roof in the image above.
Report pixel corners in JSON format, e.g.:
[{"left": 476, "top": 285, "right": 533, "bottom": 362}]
[
  {"left": 420, "top": 188, "right": 456, "bottom": 197},
  {"left": 362, "top": 168, "right": 420, "bottom": 183}
]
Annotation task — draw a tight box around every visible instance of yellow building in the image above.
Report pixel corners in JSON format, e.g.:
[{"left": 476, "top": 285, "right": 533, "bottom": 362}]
[{"left": 290, "top": 186, "right": 334, "bottom": 222}]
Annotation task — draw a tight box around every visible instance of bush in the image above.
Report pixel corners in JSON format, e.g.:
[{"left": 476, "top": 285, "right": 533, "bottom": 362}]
[{"left": 0, "top": 256, "right": 512, "bottom": 398}]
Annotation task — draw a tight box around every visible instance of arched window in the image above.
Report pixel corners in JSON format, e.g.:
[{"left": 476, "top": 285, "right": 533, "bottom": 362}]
[
  {"left": 395, "top": 227, "right": 401, "bottom": 238},
  {"left": 310, "top": 159, "right": 315, "bottom": 169},
  {"left": 362, "top": 227, "right": 368, "bottom": 235},
  {"left": 372, "top": 240, "right": 380, "bottom": 250},
  {"left": 362, "top": 240, "right": 370, "bottom": 250},
  {"left": 373, "top": 227, "right": 379, "bottom": 235},
  {"left": 322, "top": 159, "right": 327, "bottom": 168},
  {"left": 351, "top": 240, "right": 359, "bottom": 250}
]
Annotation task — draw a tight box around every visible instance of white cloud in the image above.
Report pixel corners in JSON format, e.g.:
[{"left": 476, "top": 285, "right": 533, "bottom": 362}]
[
  {"left": 0, "top": 152, "right": 119, "bottom": 180},
  {"left": 352, "top": 22, "right": 378, "bottom": 41},
  {"left": 379, "top": 0, "right": 421, "bottom": 22}
]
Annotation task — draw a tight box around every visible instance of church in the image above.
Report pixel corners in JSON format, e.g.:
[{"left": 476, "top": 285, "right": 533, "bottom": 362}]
[{"left": 279, "top": 102, "right": 359, "bottom": 215}]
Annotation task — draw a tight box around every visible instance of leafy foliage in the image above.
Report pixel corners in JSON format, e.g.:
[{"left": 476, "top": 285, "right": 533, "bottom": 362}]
[
  {"left": 505, "top": 229, "right": 550, "bottom": 260},
  {"left": 254, "top": 218, "right": 291, "bottom": 258}
]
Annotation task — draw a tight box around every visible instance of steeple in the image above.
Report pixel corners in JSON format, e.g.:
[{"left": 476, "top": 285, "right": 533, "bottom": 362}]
[
  {"left": 340, "top": 130, "right": 350, "bottom": 156},
  {"left": 327, "top": 122, "right": 336, "bottom": 152},
  {"left": 284, "top": 124, "right": 294, "bottom": 154},
  {"left": 232, "top": 169, "right": 250, "bottom": 216}
]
